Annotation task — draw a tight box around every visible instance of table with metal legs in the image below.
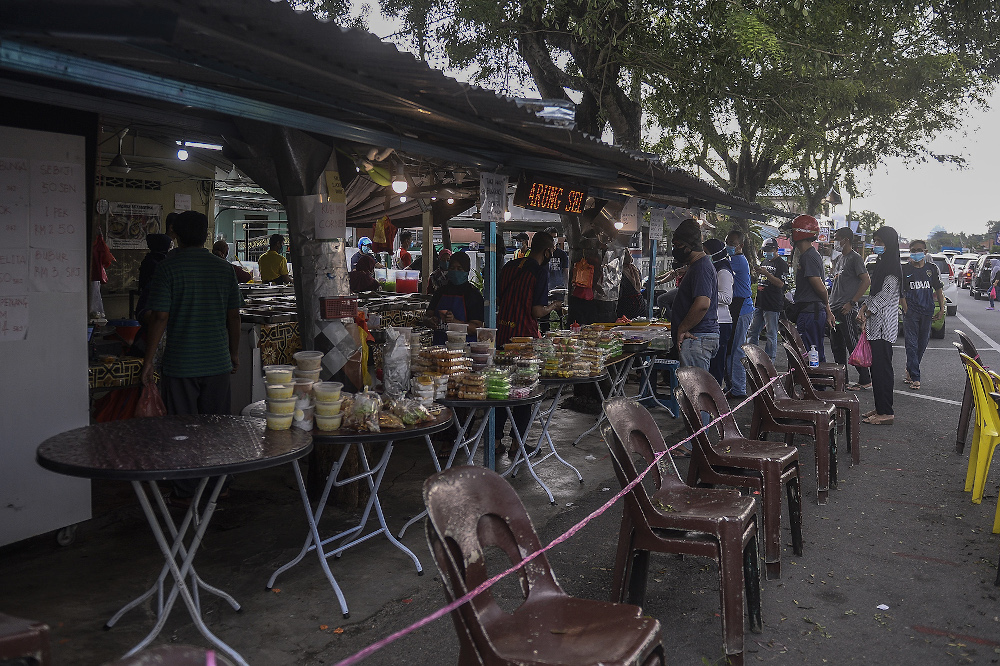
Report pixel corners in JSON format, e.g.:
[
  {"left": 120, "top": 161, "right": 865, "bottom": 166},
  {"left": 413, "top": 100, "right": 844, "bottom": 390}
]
[
  {"left": 36, "top": 416, "right": 313, "bottom": 665},
  {"left": 572, "top": 353, "right": 637, "bottom": 446},
  {"left": 268, "top": 410, "right": 454, "bottom": 618},
  {"left": 630, "top": 347, "right": 680, "bottom": 416}
]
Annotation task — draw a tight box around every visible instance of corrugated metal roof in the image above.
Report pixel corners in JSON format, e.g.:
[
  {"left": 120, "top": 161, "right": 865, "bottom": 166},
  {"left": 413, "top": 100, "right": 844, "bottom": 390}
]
[{"left": 0, "top": 0, "right": 783, "bottom": 217}]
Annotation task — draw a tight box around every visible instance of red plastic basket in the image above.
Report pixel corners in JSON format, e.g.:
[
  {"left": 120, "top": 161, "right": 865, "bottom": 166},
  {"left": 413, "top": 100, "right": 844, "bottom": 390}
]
[{"left": 319, "top": 297, "right": 358, "bottom": 319}]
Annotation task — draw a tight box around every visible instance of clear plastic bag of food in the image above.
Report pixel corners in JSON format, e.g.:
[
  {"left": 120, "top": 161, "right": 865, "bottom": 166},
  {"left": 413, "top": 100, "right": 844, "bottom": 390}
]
[
  {"left": 383, "top": 327, "right": 411, "bottom": 399},
  {"left": 389, "top": 397, "right": 433, "bottom": 426},
  {"left": 345, "top": 387, "right": 381, "bottom": 432}
]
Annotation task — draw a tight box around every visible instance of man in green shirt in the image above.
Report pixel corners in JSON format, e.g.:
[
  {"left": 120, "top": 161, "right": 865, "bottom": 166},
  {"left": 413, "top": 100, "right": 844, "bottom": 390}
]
[{"left": 141, "top": 211, "right": 243, "bottom": 502}]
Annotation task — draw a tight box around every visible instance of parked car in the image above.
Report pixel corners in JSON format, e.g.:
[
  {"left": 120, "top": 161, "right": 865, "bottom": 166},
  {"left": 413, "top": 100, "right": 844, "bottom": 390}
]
[
  {"left": 929, "top": 253, "right": 954, "bottom": 284},
  {"left": 952, "top": 253, "right": 979, "bottom": 288},
  {"left": 970, "top": 254, "right": 1000, "bottom": 300}
]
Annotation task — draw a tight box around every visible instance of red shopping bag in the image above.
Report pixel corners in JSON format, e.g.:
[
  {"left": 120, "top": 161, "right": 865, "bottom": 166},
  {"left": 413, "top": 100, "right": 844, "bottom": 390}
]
[
  {"left": 135, "top": 383, "right": 167, "bottom": 418},
  {"left": 849, "top": 330, "right": 872, "bottom": 368}
]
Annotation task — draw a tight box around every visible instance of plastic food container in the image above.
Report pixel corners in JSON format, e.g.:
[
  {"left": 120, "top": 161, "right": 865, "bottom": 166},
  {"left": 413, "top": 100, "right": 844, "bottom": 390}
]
[
  {"left": 263, "top": 365, "right": 294, "bottom": 384},
  {"left": 292, "top": 378, "right": 315, "bottom": 397},
  {"left": 447, "top": 322, "right": 469, "bottom": 334},
  {"left": 313, "top": 381, "right": 344, "bottom": 402},
  {"left": 293, "top": 404, "right": 314, "bottom": 430},
  {"left": 266, "top": 411, "right": 293, "bottom": 430},
  {"left": 477, "top": 328, "right": 497, "bottom": 344},
  {"left": 293, "top": 368, "right": 322, "bottom": 382},
  {"left": 315, "top": 413, "right": 343, "bottom": 431},
  {"left": 293, "top": 350, "right": 324, "bottom": 370},
  {"left": 266, "top": 383, "right": 295, "bottom": 400},
  {"left": 314, "top": 399, "right": 344, "bottom": 416},
  {"left": 267, "top": 397, "right": 297, "bottom": 415},
  {"left": 396, "top": 269, "right": 419, "bottom": 294}
]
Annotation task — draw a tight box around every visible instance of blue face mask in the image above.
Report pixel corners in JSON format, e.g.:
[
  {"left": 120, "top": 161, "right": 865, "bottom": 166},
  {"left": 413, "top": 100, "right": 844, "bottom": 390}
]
[
  {"left": 872, "top": 245, "right": 885, "bottom": 255},
  {"left": 764, "top": 252, "right": 774, "bottom": 260},
  {"left": 910, "top": 251, "right": 925, "bottom": 262},
  {"left": 726, "top": 245, "right": 737, "bottom": 256},
  {"left": 447, "top": 270, "right": 468, "bottom": 285}
]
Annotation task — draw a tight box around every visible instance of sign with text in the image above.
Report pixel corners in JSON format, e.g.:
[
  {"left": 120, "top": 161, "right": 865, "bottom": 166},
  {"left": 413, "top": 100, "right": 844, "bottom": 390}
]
[
  {"left": 479, "top": 173, "right": 508, "bottom": 224},
  {"left": 325, "top": 171, "right": 346, "bottom": 204},
  {"left": 619, "top": 197, "right": 638, "bottom": 233},
  {"left": 649, "top": 208, "right": 665, "bottom": 241},
  {"left": 0, "top": 157, "right": 30, "bottom": 249},
  {"left": 512, "top": 174, "right": 585, "bottom": 215},
  {"left": 0, "top": 294, "right": 28, "bottom": 341},
  {"left": 107, "top": 202, "right": 162, "bottom": 250},
  {"left": 173, "top": 193, "right": 191, "bottom": 212},
  {"left": 29, "top": 161, "right": 85, "bottom": 249},
  {"left": 315, "top": 201, "right": 347, "bottom": 240},
  {"left": 29, "top": 247, "right": 85, "bottom": 293},
  {"left": 0, "top": 249, "right": 28, "bottom": 295}
]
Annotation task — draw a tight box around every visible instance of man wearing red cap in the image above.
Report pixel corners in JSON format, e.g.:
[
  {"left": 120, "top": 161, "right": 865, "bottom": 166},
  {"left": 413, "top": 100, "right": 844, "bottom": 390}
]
[{"left": 789, "top": 215, "right": 835, "bottom": 361}]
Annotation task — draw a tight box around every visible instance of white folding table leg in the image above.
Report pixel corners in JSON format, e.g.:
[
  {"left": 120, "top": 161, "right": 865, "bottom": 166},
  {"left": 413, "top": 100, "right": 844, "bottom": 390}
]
[
  {"left": 572, "top": 381, "right": 608, "bottom": 446},
  {"left": 501, "top": 403, "right": 556, "bottom": 504},
  {"left": 124, "top": 477, "right": 248, "bottom": 666}
]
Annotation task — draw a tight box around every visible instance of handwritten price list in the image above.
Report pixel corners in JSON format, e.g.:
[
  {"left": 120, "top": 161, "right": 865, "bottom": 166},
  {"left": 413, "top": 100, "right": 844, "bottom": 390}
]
[{"left": 0, "top": 158, "right": 86, "bottom": 341}]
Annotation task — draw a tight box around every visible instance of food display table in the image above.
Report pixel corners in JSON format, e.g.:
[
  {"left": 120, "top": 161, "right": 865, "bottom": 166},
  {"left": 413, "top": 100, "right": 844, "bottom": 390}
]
[
  {"left": 268, "top": 410, "right": 454, "bottom": 618},
  {"left": 35, "top": 416, "right": 312, "bottom": 666},
  {"left": 571, "top": 352, "right": 637, "bottom": 447}
]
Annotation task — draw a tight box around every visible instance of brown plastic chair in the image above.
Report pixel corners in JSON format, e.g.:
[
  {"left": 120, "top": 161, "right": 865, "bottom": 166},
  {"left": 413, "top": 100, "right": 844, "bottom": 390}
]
[
  {"left": 423, "top": 466, "right": 666, "bottom": 666},
  {"left": 955, "top": 329, "right": 982, "bottom": 454},
  {"left": 0, "top": 612, "right": 49, "bottom": 666},
  {"left": 676, "top": 366, "right": 803, "bottom": 580},
  {"left": 778, "top": 318, "right": 846, "bottom": 392},
  {"left": 742, "top": 343, "right": 838, "bottom": 505},
  {"left": 781, "top": 341, "right": 861, "bottom": 466},
  {"left": 603, "top": 398, "right": 761, "bottom": 666}
]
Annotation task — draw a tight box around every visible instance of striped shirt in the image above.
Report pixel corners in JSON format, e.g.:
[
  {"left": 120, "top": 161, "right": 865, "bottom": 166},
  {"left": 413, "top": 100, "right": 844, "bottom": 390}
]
[
  {"left": 865, "top": 274, "right": 899, "bottom": 343},
  {"left": 147, "top": 248, "right": 243, "bottom": 377},
  {"left": 497, "top": 256, "right": 548, "bottom": 347}
]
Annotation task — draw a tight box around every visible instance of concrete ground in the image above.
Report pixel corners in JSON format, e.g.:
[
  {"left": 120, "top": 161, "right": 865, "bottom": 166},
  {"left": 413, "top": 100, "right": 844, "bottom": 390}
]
[{"left": 3, "top": 282, "right": 1000, "bottom": 665}]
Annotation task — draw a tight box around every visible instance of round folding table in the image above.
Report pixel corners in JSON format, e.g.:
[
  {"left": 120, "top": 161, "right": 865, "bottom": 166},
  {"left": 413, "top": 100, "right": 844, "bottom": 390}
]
[{"left": 36, "top": 415, "right": 313, "bottom": 666}]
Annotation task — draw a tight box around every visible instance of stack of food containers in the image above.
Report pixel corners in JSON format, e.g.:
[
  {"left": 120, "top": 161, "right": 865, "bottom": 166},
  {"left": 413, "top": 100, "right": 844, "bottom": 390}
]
[
  {"left": 313, "top": 381, "right": 344, "bottom": 432},
  {"left": 263, "top": 364, "right": 295, "bottom": 430},
  {"left": 292, "top": 350, "right": 323, "bottom": 383},
  {"left": 485, "top": 368, "right": 511, "bottom": 399},
  {"left": 511, "top": 358, "right": 540, "bottom": 398}
]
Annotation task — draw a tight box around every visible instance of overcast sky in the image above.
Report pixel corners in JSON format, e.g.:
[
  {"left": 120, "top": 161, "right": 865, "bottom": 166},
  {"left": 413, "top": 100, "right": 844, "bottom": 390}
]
[{"left": 361, "top": 9, "right": 997, "bottom": 242}]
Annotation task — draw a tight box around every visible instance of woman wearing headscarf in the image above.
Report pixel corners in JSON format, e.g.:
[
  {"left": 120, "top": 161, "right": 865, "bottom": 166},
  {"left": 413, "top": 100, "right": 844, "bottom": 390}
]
[
  {"left": 988, "top": 258, "right": 1000, "bottom": 310},
  {"left": 858, "top": 226, "right": 902, "bottom": 425},
  {"left": 703, "top": 238, "right": 734, "bottom": 386},
  {"left": 616, "top": 251, "right": 646, "bottom": 320}
]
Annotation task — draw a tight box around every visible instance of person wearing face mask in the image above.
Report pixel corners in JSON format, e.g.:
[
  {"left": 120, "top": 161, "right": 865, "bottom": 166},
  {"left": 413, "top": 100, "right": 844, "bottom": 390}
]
[
  {"left": 900, "top": 239, "right": 944, "bottom": 391},
  {"left": 858, "top": 226, "right": 902, "bottom": 424},
  {"left": 723, "top": 230, "right": 754, "bottom": 399},
  {"left": 428, "top": 248, "right": 453, "bottom": 293},
  {"left": 425, "top": 251, "right": 484, "bottom": 345},
  {"left": 748, "top": 238, "right": 787, "bottom": 362},
  {"left": 787, "top": 214, "right": 836, "bottom": 362},
  {"left": 670, "top": 218, "right": 719, "bottom": 372},
  {"left": 829, "top": 227, "right": 872, "bottom": 390},
  {"left": 703, "top": 238, "right": 734, "bottom": 386}
]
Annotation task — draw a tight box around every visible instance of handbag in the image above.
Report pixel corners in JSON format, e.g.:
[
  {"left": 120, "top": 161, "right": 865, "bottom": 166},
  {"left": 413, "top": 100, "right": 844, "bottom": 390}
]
[{"left": 849, "top": 329, "right": 872, "bottom": 368}]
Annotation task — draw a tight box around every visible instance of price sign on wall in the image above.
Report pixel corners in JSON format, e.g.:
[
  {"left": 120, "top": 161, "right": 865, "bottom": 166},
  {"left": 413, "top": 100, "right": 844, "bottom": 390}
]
[
  {"left": 29, "top": 161, "right": 85, "bottom": 250},
  {"left": 0, "top": 158, "right": 29, "bottom": 249}
]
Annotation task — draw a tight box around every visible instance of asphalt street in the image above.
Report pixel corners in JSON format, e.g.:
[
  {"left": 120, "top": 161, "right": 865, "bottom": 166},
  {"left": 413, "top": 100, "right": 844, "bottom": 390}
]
[{"left": 2, "top": 280, "right": 999, "bottom": 665}]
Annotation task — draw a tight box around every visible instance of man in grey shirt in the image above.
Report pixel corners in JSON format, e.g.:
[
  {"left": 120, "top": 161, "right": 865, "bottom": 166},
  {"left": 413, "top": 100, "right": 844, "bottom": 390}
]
[{"left": 829, "top": 227, "right": 872, "bottom": 389}]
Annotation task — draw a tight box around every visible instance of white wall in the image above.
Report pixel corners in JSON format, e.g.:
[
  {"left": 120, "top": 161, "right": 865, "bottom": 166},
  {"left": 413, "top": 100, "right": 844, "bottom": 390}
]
[{"left": 0, "top": 126, "right": 91, "bottom": 546}]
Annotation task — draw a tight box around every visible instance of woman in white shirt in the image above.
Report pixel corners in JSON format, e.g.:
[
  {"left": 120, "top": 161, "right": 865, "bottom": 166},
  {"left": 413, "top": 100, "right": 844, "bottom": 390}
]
[
  {"left": 859, "top": 226, "right": 902, "bottom": 425},
  {"left": 704, "top": 239, "right": 734, "bottom": 386}
]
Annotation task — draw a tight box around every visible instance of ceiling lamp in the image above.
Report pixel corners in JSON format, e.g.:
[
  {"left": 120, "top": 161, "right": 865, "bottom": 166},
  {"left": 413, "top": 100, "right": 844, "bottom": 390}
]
[
  {"left": 108, "top": 129, "right": 131, "bottom": 174},
  {"left": 503, "top": 210, "right": 512, "bottom": 221},
  {"left": 177, "top": 148, "right": 189, "bottom": 161},
  {"left": 391, "top": 163, "right": 408, "bottom": 194},
  {"left": 399, "top": 195, "right": 407, "bottom": 203},
  {"left": 614, "top": 221, "right": 625, "bottom": 230},
  {"left": 446, "top": 197, "right": 455, "bottom": 205}
]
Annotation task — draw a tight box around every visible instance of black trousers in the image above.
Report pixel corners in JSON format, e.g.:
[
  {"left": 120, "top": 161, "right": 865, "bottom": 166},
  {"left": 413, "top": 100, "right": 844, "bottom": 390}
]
[
  {"left": 869, "top": 339, "right": 894, "bottom": 416},
  {"left": 831, "top": 309, "right": 871, "bottom": 385},
  {"left": 161, "top": 373, "right": 233, "bottom": 498}
]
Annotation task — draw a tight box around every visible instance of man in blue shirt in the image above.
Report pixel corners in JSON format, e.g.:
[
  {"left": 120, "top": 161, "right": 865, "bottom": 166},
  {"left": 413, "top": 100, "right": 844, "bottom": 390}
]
[
  {"left": 901, "top": 239, "right": 945, "bottom": 390},
  {"left": 724, "top": 230, "right": 755, "bottom": 399},
  {"left": 670, "top": 218, "right": 719, "bottom": 371}
]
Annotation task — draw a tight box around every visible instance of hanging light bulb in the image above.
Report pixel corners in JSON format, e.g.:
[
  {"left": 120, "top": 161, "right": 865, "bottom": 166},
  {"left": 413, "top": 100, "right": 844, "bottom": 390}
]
[
  {"left": 391, "top": 162, "right": 408, "bottom": 194},
  {"left": 504, "top": 210, "right": 512, "bottom": 221},
  {"left": 177, "top": 148, "right": 189, "bottom": 161},
  {"left": 614, "top": 221, "right": 625, "bottom": 230},
  {"left": 446, "top": 197, "right": 455, "bottom": 205},
  {"left": 108, "top": 128, "right": 131, "bottom": 174},
  {"left": 399, "top": 195, "right": 407, "bottom": 203}
]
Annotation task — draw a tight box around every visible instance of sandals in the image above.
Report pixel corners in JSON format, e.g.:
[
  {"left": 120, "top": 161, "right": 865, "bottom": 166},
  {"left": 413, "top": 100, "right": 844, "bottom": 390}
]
[
  {"left": 862, "top": 414, "right": 894, "bottom": 425},
  {"left": 863, "top": 409, "right": 877, "bottom": 418},
  {"left": 910, "top": 381, "right": 920, "bottom": 390},
  {"left": 847, "top": 383, "right": 872, "bottom": 391}
]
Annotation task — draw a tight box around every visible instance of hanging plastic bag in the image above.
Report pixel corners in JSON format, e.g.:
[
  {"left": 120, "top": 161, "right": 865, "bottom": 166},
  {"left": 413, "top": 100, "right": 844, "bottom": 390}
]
[
  {"left": 136, "top": 383, "right": 167, "bottom": 418},
  {"left": 849, "top": 329, "right": 872, "bottom": 368}
]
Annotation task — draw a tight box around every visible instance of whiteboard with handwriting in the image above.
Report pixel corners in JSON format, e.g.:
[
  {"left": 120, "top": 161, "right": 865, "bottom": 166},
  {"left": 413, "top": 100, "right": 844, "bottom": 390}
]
[{"left": 0, "top": 126, "right": 90, "bottom": 547}]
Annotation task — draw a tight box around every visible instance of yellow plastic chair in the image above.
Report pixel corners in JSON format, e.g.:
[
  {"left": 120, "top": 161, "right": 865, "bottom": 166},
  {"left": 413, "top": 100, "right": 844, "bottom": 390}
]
[
  {"left": 960, "top": 354, "right": 1000, "bottom": 533},
  {"left": 958, "top": 353, "right": 985, "bottom": 478}
]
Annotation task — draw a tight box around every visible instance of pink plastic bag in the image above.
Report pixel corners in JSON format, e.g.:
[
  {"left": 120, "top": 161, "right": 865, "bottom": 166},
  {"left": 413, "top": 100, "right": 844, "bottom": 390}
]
[
  {"left": 849, "top": 330, "right": 872, "bottom": 368},
  {"left": 991, "top": 286, "right": 996, "bottom": 300},
  {"left": 135, "top": 383, "right": 167, "bottom": 418}
]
